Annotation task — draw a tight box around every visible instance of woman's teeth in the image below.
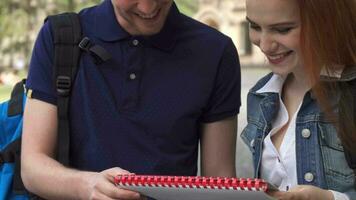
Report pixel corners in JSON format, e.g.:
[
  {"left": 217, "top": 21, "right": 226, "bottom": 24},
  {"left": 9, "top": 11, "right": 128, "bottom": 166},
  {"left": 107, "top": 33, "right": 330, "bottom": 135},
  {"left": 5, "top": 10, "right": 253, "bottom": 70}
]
[{"left": 268, "top": 51, "right": 292, "bottom": 61}]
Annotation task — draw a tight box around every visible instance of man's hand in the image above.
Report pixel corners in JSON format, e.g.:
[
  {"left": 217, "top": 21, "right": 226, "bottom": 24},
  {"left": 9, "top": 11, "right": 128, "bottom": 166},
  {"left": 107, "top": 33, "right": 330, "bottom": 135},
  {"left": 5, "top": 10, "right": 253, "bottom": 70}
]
[
  {"left": 85, "top": 167, "right": 144, "bottom": 200},
  {"left": 267, "top": 185, "right": 333, "bottom": 200}
]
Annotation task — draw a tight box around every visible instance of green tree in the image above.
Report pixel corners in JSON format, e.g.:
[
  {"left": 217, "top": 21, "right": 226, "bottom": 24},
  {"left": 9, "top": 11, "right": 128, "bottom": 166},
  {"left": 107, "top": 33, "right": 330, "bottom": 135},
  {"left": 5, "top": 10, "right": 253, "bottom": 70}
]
[
  {"left": 0, "top": 0, "right": 49, "bottom": 70},
  {"left": 0, "top": 0, "right": 101, "bottom": 71},
  {"left": 175, "top": 0, "right": 198, "bottom": 16},
  {"left": 53, "top": 0, "right": 100, "bottom": 13}
]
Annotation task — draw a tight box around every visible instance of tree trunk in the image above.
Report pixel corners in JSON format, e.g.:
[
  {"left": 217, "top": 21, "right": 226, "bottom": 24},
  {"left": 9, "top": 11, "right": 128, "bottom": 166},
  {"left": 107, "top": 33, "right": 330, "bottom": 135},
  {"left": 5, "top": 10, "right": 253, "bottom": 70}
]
[{"left": 68, "top": 0, "right": 76, "bottom": 11}]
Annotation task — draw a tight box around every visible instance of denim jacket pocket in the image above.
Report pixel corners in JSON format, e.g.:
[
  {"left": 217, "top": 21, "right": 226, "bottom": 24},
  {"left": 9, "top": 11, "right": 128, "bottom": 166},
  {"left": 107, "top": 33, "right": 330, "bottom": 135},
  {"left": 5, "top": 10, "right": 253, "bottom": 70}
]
[
  {"left": 318, "top": 123, "right": 355, "bottom": 191},
  {"left": 240, "top": 123, "right": 259, "bottom": 154}
]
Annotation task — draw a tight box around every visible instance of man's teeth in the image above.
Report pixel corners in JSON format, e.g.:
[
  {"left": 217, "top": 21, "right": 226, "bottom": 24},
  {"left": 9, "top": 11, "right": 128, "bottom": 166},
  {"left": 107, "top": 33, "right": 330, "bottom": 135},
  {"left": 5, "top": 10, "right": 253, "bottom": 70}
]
[{"left": 138, "top": 10, "right": 158, "bottom": 19}]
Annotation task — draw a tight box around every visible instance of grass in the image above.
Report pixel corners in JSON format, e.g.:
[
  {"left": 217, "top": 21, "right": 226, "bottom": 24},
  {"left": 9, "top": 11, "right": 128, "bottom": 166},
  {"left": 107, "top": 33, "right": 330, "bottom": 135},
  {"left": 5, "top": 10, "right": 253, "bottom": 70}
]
[
  {"left": 0, "top": 69, "right": 27, "bottom": 102},
  {"left": 0, "top": 85, "right": 13, "bottom": 102}
]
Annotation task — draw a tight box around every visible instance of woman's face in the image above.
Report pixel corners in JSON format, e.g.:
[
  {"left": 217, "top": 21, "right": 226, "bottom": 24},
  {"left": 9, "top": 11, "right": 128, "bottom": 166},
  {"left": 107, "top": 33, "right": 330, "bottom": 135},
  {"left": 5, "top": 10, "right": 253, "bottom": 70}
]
[{"left": 246, "top": 0, "right": 302, "bottom": 76}]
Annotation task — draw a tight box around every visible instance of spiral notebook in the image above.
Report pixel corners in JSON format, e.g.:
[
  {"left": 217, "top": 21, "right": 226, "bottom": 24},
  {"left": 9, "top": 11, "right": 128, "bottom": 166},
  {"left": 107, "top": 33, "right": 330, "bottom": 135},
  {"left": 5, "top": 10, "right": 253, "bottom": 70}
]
[{"left": 114, "top": 175, "right": 276, "bottom": 200}]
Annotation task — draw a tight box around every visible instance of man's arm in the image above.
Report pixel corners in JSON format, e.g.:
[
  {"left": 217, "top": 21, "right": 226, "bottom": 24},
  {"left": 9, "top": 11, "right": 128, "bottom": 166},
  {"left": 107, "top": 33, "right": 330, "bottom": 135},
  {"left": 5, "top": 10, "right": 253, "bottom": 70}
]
[
  {"left": 21, "top": 98, "right": 141, "bottom": 200},
  {"left": 200, "top": 116, "right": 237, "bottom": 177}
]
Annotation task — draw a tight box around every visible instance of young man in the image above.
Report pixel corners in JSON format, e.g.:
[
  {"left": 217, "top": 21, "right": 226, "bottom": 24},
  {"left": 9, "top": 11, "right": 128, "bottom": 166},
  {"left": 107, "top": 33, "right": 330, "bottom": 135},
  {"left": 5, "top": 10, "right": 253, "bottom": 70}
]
[{"left": 21, "top": 0, "right": 241, "bottom": 199}]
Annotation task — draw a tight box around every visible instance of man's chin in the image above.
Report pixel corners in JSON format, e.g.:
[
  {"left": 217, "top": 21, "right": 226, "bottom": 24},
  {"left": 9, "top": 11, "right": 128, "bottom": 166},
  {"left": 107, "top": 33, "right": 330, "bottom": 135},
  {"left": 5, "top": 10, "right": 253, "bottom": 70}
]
[{"left": 137, "top": 27, "right": 163, "bottom": 36}]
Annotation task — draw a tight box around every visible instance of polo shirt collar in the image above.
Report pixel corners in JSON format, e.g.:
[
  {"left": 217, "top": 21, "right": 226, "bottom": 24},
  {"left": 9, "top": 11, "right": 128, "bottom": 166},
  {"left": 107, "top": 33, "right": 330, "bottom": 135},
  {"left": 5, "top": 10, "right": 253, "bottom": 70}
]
[
  {"left": 94, "top": 0, "right": 130, "bottom": 42},
  {"left": 144, "top": 3, "right": 180, "bottom": 51},
  {"left": 94, "top": 0, "right": 180, "bottom": 51}
]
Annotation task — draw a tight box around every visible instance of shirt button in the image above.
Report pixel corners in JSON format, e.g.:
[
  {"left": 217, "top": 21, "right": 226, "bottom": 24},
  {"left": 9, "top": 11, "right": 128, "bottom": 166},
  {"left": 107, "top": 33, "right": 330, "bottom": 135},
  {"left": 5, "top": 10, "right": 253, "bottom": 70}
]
[
  {"left": 129, "top": 73, "right": 136, "bottom": 80},
  {"left": 301, "top": 129, "right": 311, "bottom": 138},
  {"left": 132, "top": 39, "right": 139, "bottom": 46},
  {"left": 304, "top": 172, "right": 314, "bottom": 182}
]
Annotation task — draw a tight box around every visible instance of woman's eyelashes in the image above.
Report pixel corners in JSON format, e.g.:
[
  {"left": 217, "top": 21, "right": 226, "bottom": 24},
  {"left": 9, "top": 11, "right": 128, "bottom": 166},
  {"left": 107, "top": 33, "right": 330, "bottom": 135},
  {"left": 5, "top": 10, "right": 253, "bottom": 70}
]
[
  {"left": 249, "top": 23, "right": 261, "bottom": 31},
  {"left": 249, "top": 22, "right": 294, "bottom": 34},
  {"left": 273, "top": 27, "right": 293, "bottom": 34}
]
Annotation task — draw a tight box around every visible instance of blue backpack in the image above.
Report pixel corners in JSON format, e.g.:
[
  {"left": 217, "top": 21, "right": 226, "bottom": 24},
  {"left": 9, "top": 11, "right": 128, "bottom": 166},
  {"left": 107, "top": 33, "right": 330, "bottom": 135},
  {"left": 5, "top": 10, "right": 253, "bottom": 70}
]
[
  {"left": 0, "top": 13, "right": 111, "bottom": 200},
  {"left": 0, "top": 12, "right": 111, "bottom": 199},
  {"left": 0, "top": 13, "right": 82, "bottom": 200},
  {"left": 0, "top": 80, "right": 27, "bottom": 200}
]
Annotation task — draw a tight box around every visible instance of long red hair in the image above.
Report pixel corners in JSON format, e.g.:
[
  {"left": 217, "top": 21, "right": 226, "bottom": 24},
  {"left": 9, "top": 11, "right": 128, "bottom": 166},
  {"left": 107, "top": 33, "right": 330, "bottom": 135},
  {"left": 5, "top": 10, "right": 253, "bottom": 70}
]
[{"left": 299, "top": 0, "right": 356, "bottom": 153}]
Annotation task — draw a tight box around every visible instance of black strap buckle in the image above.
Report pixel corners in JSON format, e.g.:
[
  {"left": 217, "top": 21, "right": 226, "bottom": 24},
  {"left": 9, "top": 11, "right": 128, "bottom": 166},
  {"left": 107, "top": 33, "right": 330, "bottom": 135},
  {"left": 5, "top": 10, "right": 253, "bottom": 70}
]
[
  {"left": 78, "top": 37, "right": 112, "bottom": 65},
  {"left": 78, "top": 37, "right": 91, "bottom": 51},
  {"left": 56, "top": 76, "right": 71, "bottom": 97}
]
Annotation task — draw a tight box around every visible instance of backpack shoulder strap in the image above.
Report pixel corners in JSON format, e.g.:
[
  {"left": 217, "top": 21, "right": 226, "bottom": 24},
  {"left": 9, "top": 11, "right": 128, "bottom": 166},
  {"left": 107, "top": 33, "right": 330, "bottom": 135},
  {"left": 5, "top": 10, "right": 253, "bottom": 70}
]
[{"left": 47, "top": 12, "right": 82, "bottom": 166}]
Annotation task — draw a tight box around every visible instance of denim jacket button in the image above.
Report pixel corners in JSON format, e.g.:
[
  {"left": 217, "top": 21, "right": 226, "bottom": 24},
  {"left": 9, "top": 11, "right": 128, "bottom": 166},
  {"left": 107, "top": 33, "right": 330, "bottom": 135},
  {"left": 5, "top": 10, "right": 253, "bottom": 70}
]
[
  {"left": 304, "top": 172, "right": 314, "bottom": 182},
  {"left": 301, "top": 129, "right": 311, "bottom": 139}
]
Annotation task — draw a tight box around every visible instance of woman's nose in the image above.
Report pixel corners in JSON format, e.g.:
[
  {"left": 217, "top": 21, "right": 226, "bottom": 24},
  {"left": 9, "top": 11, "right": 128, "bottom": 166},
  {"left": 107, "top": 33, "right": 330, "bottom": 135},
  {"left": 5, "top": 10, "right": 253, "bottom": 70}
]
[{"left": 259, "top": 33, "right": 278, "bottom": 54}]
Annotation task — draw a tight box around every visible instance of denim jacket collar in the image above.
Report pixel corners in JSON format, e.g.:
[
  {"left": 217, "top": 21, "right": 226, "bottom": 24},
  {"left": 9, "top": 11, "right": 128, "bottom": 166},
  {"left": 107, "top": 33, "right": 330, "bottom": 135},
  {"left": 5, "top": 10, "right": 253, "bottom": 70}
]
[
  {"left": 256, "top": 74, "right": 286, "bottom": 94},
  {"left": 320, "top": 65, "right": 356, "bottom": 82}
]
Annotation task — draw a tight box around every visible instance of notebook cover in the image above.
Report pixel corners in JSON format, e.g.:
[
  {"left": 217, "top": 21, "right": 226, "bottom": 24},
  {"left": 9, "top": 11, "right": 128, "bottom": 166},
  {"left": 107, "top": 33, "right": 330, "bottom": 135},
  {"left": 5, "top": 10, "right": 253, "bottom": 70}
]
[{"left": 114, "top": 175, "right": 276, "bottom": 200}]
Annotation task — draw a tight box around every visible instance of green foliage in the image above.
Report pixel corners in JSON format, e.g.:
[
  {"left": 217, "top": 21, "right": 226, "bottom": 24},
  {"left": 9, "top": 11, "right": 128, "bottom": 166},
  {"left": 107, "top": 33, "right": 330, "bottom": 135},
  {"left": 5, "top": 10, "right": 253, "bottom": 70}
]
[
  {"left": 53, "top": 0, "right": 101, "bottom": 13},
  {"left": 0, "top": 85, "right": 12, "bottom": 102},
  {"left": 0, "top": 0, "right": 49, "bottom": 71},
  {"left": 175, "top": 0, "right": 198, "bottom": 17},
  {"left": 0, "top": 0, "right": 101, "bottom": 71}
]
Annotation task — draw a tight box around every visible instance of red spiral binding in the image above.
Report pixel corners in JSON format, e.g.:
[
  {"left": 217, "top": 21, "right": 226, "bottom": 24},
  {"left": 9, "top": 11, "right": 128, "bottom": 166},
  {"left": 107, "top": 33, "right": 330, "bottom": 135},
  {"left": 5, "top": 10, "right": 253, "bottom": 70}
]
[{"left": 114, "top": 175, "right": 269, "bottom": 192}]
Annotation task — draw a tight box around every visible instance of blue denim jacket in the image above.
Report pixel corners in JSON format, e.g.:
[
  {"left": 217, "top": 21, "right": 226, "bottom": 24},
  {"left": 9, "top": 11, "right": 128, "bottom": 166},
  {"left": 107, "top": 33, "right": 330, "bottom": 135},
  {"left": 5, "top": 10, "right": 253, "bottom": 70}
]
[{"left": 241, "top": 67, "right": 356, "bottom": 199}]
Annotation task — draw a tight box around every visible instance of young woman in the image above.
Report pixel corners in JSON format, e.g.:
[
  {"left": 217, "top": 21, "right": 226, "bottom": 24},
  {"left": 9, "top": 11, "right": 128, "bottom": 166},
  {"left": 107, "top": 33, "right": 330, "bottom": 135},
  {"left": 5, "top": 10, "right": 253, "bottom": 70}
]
[{"left": 241, "top": 0, "right": 356, "bottom": 199}]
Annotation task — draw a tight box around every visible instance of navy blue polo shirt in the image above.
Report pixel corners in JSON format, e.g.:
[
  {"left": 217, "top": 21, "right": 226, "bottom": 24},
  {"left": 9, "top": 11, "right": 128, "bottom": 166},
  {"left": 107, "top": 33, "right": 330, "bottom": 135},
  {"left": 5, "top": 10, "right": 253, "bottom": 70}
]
[{"left": 26, "top": 0, "right": 241, "bottom": 175}]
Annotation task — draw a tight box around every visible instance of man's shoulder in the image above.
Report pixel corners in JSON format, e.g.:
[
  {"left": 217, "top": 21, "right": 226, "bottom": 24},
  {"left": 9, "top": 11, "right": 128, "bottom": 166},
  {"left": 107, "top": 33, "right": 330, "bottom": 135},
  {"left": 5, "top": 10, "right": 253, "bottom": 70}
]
[
  {"left": 76, "top": 5, "right": 97, "bottom": 22},
  {"left": 74, "top": 3, "right": 102, "bottom": 30},
  {"left": 77, "top": 3, "right": 98, "bottom": 16}
]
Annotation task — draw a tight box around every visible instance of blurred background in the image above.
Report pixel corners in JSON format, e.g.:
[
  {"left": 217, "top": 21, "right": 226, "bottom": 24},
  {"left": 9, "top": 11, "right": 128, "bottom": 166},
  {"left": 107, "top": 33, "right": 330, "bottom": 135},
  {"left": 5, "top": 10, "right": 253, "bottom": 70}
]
[{"left": 0, "top": 0, "right": 270, "bottom": 177}]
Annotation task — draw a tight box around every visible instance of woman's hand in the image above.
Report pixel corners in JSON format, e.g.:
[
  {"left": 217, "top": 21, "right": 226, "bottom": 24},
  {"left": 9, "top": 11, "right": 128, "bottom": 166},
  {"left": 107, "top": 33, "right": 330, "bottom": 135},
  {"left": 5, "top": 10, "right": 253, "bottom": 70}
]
[{"left": 267, "top": 185, "right": 334, "bottom": 200}]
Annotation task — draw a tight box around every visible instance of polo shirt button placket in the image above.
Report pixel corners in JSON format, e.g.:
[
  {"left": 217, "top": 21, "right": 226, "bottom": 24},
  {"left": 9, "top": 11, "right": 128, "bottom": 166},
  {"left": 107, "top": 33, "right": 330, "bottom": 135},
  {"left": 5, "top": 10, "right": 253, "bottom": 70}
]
[
  {"left": 129, "top": 73, "right": 137, "bottom": 80},
  {"left": 132, "top": 39, "right": 139, "bottom": 46}
]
